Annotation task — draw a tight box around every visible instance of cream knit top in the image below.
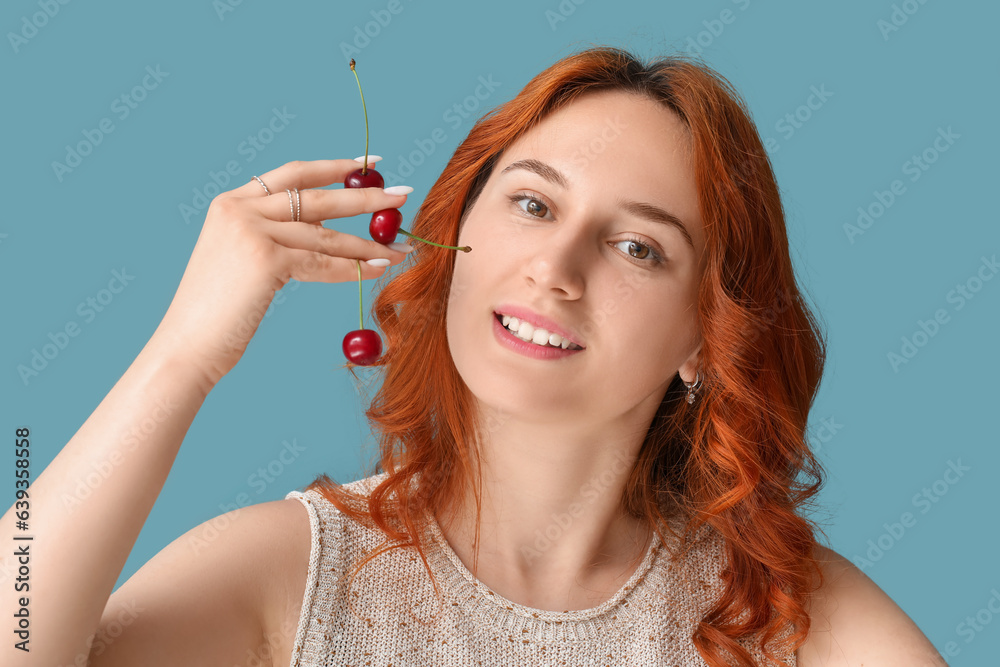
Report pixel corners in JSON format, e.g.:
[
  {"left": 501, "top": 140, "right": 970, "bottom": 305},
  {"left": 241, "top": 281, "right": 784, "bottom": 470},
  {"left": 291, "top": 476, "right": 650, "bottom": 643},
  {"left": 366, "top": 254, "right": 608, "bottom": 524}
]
[{"left": 285, "top": 473, "right": 796, "bottom": 666}]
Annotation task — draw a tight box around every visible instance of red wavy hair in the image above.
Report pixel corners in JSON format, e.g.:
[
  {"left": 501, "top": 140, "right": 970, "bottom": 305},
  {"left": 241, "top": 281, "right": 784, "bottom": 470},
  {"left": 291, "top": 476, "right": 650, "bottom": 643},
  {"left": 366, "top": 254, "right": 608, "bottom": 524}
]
[{"left": 306, "top": 45, "right": 829, "bottom": 666}]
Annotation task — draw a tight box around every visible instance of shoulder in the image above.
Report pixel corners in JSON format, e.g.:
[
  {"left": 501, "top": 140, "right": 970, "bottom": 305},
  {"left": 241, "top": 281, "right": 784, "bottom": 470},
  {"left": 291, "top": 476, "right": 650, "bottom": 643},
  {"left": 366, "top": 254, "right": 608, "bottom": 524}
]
[
  {"left": 93, "top": 495, "right": 314, "bottom": 667},
  {"left": 233, "top": 484, "right": 381, "bottom": 667},
  {"left": 264, "top": 481, "right": 372, "bottom": 601},
  {"left": 270, "top": 472, "right": 393, "bottom": 595},
  {"left": 189, "top": 495, "right": 317, "bottom": 667},
  {"left": 796, "top": 544, "right": 947, "bottom": 666},
  {"left": 260, "top": 476, "right": 391, "bottom": 663}
]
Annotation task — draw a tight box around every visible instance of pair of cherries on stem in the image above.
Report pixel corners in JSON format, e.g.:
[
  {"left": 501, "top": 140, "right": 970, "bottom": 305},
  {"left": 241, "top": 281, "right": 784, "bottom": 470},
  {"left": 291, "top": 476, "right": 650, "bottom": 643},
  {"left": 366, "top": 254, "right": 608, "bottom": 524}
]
[{"left": 341, "top": 59, "right": 470, "bottom": 367}]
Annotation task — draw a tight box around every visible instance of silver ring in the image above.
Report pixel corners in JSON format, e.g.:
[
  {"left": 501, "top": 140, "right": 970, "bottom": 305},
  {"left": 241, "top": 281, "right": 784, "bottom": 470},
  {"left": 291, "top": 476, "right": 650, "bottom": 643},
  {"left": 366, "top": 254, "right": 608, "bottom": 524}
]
[
  {"left": 293, "top": 188, "right": 301, "bottom": 222},
  {"left": 285, "top": 189, "right": 295, "bottom": 221},
  {"left": 252, "top": 175, "right": 270, "bottom": 195}
]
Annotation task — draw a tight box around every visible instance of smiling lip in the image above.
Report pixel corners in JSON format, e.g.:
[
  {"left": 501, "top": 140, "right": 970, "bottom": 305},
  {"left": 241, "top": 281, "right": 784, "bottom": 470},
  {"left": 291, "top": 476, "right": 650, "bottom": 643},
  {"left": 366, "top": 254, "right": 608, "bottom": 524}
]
[
  {"left": 492, "top": 315, "right": 583, "bottom": 359},
  {"left": 493, "top": 304, "right": 585, "bottom": 349}
]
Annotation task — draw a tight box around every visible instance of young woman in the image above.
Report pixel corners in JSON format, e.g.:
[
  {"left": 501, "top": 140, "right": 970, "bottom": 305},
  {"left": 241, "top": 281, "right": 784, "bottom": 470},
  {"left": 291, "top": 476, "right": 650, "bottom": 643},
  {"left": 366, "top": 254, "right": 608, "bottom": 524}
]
[{"left": 3, "top": 47, "right": 946, "bottom": 666}]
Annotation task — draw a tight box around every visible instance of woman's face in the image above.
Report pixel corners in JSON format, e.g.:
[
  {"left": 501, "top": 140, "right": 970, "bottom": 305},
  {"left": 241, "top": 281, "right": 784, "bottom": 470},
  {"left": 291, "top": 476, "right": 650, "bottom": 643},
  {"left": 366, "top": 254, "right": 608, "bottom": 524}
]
[{"left": 446, "top": 90, "right": 706, "bottom": 427}]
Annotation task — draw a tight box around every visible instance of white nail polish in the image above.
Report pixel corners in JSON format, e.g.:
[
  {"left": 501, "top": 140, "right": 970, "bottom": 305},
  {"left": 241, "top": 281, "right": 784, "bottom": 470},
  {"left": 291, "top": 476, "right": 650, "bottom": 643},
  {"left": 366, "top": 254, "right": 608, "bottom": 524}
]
[
  {"left": 365, "top": 258, "right": 391, "bottom": 267},
  {"left": 387, "top": 242, "right": 414, "bottom": 253},
  {"left": 354, "top": 155, "right": 383, "bottom": 163},
  {"left": 383, "top": 185, "right": 413, "bottom": 196}
]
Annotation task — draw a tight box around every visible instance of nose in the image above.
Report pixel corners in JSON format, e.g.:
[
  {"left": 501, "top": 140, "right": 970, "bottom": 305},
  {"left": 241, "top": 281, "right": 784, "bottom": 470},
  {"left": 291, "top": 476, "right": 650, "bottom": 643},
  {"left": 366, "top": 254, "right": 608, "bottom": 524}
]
[{"left": 523, "top": 226, "right": 586, "bottom": 300}]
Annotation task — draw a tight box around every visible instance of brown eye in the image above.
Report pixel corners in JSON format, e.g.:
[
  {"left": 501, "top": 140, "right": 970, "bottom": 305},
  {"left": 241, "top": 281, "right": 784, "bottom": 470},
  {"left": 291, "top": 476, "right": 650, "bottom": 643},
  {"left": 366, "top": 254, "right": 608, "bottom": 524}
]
[
  {"left": 525, "top": 199, "right": 547, "bottom": 216},
  {"left": 509, "top": 194, "right": 552, "bottom": 218},
  {"left": 626, "top": 241, "right": 649, "bottom": 259},
  {"left": 612, "top": 238, "right": 663, "bottom": 265}
]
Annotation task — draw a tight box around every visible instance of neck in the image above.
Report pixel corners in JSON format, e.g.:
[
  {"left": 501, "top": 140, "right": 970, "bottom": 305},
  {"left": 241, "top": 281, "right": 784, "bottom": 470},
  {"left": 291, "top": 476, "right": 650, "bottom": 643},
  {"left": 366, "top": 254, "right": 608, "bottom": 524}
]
[{"left": 431, "top": 400, "right": 664, "bottom": 611}]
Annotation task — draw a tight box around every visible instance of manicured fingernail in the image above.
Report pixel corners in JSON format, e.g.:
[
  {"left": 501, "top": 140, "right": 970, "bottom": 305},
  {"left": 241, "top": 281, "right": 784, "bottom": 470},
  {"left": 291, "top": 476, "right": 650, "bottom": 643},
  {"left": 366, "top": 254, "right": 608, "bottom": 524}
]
[
  {"left": 383, "top": 185, "right": 413, "bottom": 196},
  {"left": 387, "top": 242, "right": 414, "bottom": 253},
  {"left": 365, "top": 258, "right": 391, "bottom": 267},
  {"left": 354, "top": 155, "right": 383, "bottom": 163}
]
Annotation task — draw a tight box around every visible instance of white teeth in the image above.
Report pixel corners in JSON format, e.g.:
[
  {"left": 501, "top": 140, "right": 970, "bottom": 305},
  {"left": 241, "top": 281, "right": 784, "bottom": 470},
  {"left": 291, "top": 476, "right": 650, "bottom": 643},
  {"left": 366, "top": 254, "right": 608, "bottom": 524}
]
[{"left": 497, "top": 312, "right": 581, "bottom": 350}]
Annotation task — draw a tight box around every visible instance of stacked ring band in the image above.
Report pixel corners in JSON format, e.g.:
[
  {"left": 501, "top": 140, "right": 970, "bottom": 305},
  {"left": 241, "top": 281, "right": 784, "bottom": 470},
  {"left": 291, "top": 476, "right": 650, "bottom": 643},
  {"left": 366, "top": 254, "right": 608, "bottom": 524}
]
[
  {"left": 252, "top": 175, "right": 270, "bottom": 195},
  {"left": 285, "top": 188, "right": 301, "bottom": 222}
]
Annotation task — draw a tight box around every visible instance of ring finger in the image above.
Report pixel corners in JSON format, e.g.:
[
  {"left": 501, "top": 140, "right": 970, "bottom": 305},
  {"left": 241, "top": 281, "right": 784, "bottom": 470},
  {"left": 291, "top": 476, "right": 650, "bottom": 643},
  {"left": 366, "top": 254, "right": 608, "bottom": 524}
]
[
  {"left": 255, "top": 184, "right": 414, "bottom": 225},
  {"left": 234, "top": 156, "right": 384, "bottom": 200}
]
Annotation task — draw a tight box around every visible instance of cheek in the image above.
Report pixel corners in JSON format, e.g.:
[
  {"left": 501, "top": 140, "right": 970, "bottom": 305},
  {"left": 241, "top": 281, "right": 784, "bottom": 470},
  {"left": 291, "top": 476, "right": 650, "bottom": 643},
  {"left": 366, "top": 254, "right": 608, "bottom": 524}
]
[
  {"left": 603, "top": 293, "right": 695, "bottom": 365},
  {"left": 445, "top": 252, "right": 488, "bottom": 352},
  {"left": 454, "top": 219, "right": 522, "bottom": 289}
]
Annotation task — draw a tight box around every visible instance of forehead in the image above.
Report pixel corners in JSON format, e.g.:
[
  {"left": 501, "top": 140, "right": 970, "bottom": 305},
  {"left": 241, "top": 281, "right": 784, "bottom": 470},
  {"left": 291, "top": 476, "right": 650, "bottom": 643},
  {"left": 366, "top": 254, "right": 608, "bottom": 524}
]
[
  {"left": 493, "top": 89, "right": 703, "bottom": 249},
  {"left": 503, "top": 89, "right": 692, "bottom": 165}
]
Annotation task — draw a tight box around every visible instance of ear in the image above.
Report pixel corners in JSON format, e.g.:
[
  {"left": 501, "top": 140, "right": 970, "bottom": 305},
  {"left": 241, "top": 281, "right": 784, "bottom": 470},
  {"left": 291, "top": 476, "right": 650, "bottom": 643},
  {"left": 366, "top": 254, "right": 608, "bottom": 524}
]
[{"left": 678, "top": 341, "right": 702, "bottom": 385}]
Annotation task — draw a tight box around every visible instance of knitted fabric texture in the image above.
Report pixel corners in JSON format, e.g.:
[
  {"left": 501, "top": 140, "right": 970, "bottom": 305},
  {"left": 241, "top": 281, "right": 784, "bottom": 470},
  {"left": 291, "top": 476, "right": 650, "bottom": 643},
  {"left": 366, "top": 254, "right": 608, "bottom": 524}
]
[{"left": 284, "top": 473, "right": 796, "bottom": 666}]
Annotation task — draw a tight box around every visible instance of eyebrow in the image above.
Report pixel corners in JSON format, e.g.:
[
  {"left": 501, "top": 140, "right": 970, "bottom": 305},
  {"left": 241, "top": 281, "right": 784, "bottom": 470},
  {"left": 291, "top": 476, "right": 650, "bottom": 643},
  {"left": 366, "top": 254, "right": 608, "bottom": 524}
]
[{"left": 499, "top": 158, "right": 695, "bottom": 249}]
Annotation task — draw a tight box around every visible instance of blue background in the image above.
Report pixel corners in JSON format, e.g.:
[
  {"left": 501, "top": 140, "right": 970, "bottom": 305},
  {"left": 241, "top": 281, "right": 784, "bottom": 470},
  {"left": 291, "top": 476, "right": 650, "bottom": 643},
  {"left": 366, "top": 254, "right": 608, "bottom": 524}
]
[{"left": 3, "top": 0, "right": 997, "bottom": 661}]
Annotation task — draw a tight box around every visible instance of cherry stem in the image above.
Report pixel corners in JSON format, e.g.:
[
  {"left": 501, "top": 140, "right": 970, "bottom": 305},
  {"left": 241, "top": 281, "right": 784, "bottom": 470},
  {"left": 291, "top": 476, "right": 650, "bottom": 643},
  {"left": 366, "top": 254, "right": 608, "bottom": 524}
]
[
  {"left": 349, "top": 59, "right": 369, "bottom": 174},
  {"left": 398, "top": 229, "right": 471, "bottom": 252},
  {"left": 356, "top": 259, "right": 364, "bottom": 330}
]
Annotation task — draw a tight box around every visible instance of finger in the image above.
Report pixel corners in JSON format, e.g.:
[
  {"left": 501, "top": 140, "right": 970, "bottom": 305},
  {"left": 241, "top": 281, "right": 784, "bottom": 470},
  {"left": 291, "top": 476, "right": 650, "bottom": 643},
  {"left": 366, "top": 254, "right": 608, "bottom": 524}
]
[
  {"left": 225, "top": 157, "right": 386, "bottom": 200},
  {"left": 259, "top": 219, "right": 412, "bottom": 263},
  {"left": 276, "top": 246, "right": 397, "bottom": 285},
  {"left": 254, "top": 186, "right": 411, "bottom": 224}
]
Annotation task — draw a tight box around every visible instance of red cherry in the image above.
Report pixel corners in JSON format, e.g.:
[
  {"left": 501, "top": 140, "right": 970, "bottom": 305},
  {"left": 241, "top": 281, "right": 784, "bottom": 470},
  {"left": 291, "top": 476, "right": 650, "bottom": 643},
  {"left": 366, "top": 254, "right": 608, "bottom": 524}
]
[
  {"left": 342, "top": 328, "right": 382, "bottom": 365},
  {"left": 370, "top": 208, "right": 402, "bottom": 244},
  {"left": 346, "top": 60, "right": 383, "bottom": 191},
  {"left": 345, "top": 61, "right": 469, "bottom": 254},
  {"left": 344, "top": 167, "right": 384, "bottom": 189},
  {"left": 367, "top": 208, "right": 472, "bottom": 252}
]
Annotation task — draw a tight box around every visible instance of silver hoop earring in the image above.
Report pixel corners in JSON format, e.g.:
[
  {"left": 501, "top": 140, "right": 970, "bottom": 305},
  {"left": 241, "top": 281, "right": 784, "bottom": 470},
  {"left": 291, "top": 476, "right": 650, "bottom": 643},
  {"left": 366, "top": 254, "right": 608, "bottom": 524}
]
[{"left": 683, "top": 370, "right": 703, "bottom": 404}]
